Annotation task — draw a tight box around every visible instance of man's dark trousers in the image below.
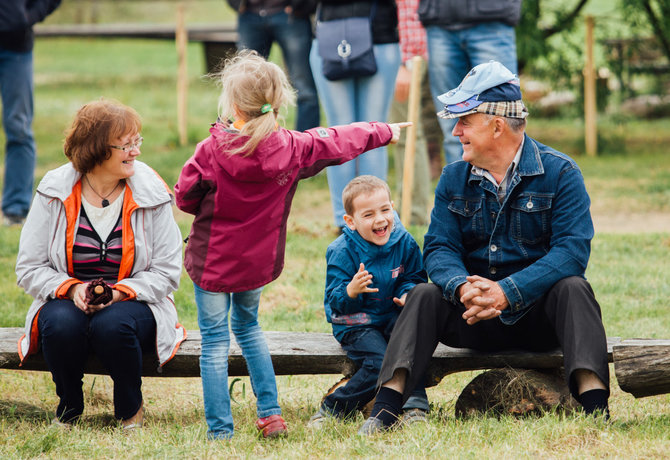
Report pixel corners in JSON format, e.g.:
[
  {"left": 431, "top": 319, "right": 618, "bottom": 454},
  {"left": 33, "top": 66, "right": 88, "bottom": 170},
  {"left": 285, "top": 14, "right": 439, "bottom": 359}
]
[{"left": 377, "top": 277, "right": 609, "bottom": 401}]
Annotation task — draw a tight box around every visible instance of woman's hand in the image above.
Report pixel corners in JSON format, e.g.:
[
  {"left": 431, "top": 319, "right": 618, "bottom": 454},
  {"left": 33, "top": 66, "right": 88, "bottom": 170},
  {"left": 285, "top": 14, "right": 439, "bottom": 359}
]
[
  {"left": 388, "top": 122, "right": 412, "bottom": 144},
  {"left": 68, "top": 283, "right": 90, "bottom": 314},
  {"left": 68, "top": 283, "right": 127, "bottom": 314},
  {"left": 87, "top": 289, "right": 127, "bottom": 313}
]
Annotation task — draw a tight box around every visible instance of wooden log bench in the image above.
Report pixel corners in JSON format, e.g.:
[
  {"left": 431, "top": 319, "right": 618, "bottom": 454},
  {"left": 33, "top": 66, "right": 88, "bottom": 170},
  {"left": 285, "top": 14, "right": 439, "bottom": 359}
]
[
  {"left": 2, "top": 327, "right": 668, "bottom": 402},
  {"left": 34, "top": 23, "right": 238, "bottom": 73}
]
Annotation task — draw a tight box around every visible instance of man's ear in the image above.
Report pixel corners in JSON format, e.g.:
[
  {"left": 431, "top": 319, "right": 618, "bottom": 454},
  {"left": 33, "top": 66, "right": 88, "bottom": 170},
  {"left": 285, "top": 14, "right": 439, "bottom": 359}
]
[
  {"left": 391, "top": 200, "right": 395, "bottom": 209},
  {"left": 492, "top": 117, "right": 506, "bottom": 138},
  {"left": 343, "top": 214, "right": 356, "bottom": 230}
]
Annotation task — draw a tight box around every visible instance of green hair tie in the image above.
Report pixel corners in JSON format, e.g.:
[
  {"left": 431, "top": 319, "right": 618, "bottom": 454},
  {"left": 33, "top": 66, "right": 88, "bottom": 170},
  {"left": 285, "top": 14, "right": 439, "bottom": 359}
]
[{"left": 261, "top": 103, "right": 273, "bottom": 114}]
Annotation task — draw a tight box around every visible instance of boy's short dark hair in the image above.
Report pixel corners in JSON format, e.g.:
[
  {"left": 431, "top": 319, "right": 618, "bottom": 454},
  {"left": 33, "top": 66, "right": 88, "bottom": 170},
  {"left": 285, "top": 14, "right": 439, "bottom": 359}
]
[{"left": 342, "top": 175, "right": 392, "bottom": 216}]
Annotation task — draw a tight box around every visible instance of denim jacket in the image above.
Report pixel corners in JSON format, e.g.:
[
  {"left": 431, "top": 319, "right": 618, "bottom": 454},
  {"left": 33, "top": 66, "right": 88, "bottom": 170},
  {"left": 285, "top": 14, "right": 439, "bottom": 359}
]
[{"left": 423, "top": 134, "right": 593, "bottom": 325}]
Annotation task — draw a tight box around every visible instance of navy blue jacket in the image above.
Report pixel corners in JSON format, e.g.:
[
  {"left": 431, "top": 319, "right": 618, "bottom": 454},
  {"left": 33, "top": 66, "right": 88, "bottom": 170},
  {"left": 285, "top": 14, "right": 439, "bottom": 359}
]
[
  {"left": 424, "top": 134, "right": 593, "bottom": 325},
  {"left": 324, "top": 214, "right": 427, "bottom": 341},
  {"left": 418, "top": 0, "right": 521, "bottom": 28},
  {"left": 0, "top": 0, "right": 62, "bottom": 52}
]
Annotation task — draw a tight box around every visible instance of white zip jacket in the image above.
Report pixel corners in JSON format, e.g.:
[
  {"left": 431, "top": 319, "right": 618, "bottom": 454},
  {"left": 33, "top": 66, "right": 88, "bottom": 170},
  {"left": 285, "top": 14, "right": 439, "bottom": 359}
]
[{"left": 16, "top": 161, "right": 186, "bottom": 367}]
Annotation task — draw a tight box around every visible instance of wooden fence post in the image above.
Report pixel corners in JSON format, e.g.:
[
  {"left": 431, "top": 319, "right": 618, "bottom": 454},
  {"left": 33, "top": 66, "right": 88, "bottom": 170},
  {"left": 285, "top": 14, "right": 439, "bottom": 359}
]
[
  {"left": 400, "top": 56, "right": 423, "bottom": 226},
  {"left": 176, "top": 4, "right": 188, "bottom": 147},
  {"left": 584, "top": 15, "right": 597, "bottom": 156}
]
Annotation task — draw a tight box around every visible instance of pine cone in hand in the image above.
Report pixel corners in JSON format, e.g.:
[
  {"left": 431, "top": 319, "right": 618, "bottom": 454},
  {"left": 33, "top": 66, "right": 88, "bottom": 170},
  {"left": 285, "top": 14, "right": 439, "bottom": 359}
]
[{"left": 85, "top": 278, "right": 113, "bottom": 305}]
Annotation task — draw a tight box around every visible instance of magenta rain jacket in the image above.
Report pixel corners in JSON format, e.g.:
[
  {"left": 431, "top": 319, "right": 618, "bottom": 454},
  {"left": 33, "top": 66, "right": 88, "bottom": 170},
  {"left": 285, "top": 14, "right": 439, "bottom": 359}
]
[{"left": 174, "top": 121, "right": 393, "bottom": 293}]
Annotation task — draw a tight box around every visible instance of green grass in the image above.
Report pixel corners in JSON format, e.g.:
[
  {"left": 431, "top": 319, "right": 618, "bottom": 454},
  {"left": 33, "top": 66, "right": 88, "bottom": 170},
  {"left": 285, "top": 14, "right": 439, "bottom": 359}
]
[{"left": 0, "top": 35, "right": 668, "bottom": 458}]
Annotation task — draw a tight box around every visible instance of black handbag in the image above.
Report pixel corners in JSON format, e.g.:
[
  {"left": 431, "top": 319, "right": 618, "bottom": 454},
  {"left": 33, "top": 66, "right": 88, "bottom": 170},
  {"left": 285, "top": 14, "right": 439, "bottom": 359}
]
[{"left": 316, "top": 2, "right": 378, "bottom": 81}]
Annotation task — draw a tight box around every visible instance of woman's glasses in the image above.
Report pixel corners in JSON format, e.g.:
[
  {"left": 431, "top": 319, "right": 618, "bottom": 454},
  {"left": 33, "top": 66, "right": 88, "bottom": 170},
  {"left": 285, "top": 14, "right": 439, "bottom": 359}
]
[{"left": 109, "top": 136, "right": 143, "bottom": 153}]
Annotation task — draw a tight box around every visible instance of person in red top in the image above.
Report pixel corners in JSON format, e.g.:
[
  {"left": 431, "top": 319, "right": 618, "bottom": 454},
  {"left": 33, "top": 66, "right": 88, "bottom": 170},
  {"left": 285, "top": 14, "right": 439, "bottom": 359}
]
[{"left": 174, "top": 50, "right": 409, "bottom": 441}]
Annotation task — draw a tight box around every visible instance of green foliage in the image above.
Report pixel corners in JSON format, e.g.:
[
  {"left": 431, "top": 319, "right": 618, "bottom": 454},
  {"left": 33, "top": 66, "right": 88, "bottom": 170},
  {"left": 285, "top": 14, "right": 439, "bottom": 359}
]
[
  {"left": 620, "top": 0, "right": 670, "bottom": 65},
  {"left": 621, "top": 0, "right": 670, "bottom": 36},
  {"left": 517, "top": 0, "right": 591, "bottom": 83}
]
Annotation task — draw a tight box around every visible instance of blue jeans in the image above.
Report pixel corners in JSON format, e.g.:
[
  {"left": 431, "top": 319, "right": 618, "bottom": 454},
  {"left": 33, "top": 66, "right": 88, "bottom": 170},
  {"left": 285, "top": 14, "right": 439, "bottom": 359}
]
[
  {"left": 310, "top": 41, "right": 401, "bottom": 226},
  {"left": 194, "top": 284, "right": 281, "bottom": 440},
  {"left": 237, "top": 11, "right": 320, "bottom": 132},
  {"left": 37, "top": 299, "right": 156, "bottom": 423},
  {"left": 322, "top": 325, "right": 429, "bottom": 418},
  {"left": 426, "top": 22, "right": 518, "bottom": 165},
  {"left": 0, "top": 47, "right": 36, "bottom": 217}
]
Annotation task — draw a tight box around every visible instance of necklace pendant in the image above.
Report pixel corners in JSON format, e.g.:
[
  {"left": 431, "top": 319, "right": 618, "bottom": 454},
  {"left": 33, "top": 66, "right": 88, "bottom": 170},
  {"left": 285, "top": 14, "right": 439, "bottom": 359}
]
[{"left": 102, "top": 199, "right": 110, "bottom": 208}]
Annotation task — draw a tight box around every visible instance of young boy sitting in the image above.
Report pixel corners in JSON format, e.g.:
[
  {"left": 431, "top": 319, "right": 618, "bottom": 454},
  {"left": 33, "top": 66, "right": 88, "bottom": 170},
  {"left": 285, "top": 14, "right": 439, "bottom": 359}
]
[{"left": 308, "top": 175, "right": 429, "bottom": 428}]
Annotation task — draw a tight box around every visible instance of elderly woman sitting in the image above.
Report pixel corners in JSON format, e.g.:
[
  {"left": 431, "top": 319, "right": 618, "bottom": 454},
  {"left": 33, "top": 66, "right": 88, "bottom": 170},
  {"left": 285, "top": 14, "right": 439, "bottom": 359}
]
[{"left": 16, "top": 99, "right": 185, "bottom": 429}]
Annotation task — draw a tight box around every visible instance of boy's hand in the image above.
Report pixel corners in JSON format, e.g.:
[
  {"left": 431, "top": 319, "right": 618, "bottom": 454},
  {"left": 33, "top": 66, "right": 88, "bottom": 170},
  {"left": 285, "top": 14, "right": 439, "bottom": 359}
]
[
  {"left": 388, "top": 122, "right": 412, "bottom": 144},
  {"left": 346, "top": 263, "right": 379, "bottom": 298},
  {"left": 392, "top": 293, "right": 408, "bottom": 307}
]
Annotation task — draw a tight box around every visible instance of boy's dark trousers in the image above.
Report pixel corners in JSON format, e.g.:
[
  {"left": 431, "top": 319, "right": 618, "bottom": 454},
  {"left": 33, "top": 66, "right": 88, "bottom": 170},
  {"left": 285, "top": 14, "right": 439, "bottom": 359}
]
[{"left": 323, "top": 323, "right": 429, "bottom": 417}]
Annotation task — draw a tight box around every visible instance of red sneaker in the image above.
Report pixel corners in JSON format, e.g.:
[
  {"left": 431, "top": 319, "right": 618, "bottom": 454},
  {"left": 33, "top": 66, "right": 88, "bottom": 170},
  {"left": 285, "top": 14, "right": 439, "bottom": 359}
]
[{"left": 255, "top": 414, "right": 288, "bottom": 438}]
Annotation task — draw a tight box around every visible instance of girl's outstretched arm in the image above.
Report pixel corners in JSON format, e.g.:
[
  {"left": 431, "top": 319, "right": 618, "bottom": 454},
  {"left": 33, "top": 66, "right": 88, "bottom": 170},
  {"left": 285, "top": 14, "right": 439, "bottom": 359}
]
[
  {"left": 294, "top": 121, "right": 411, "bottom": 178},
  {"left": 388, "top": 122, "right": 412, "bottom": 144}
]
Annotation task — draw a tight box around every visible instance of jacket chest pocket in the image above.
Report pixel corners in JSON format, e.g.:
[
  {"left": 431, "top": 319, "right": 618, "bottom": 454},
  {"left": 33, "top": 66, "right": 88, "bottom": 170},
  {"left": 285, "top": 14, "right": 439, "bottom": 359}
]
[
  {"left": 448, "top": 197, "right": 486, "bottom": 242},
  {"left": 510, "top": 193, "right": 553, "bottom": 244}
]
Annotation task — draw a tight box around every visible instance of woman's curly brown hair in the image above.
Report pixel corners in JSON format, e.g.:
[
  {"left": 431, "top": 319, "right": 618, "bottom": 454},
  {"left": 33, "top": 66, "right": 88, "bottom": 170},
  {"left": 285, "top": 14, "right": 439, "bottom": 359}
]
[{"left": 64, "top": 98, "right": 142, "bottom": 174}]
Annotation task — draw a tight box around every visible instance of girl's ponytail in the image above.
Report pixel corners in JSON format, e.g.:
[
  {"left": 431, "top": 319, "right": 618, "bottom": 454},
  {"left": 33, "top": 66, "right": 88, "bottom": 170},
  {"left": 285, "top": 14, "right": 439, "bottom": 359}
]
[{"left": 215, "top": 50, "right": 296, "bottom": 156}]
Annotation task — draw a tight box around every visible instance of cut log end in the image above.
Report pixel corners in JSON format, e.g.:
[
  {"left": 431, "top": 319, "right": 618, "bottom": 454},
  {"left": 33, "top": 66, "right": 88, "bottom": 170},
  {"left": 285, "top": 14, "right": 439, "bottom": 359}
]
[
  {"left": 613, "top": 341, "right": 670, "bottom": 398},
  {"left": 455, "top": 368, "right": 579, "bottom": 419}
]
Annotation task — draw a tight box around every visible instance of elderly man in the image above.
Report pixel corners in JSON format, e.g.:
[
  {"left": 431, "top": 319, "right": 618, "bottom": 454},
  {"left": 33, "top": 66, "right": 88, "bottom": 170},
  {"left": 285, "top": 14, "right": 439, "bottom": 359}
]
[{"left": 359, "top": 61, "right": 610, "bottom": 434}]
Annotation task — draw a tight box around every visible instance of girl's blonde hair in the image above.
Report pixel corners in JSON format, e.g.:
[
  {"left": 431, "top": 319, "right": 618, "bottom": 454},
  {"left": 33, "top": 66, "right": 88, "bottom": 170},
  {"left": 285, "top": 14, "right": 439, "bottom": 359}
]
[{"left": 216, "top": 50, "right": 296, "bottom": 156}]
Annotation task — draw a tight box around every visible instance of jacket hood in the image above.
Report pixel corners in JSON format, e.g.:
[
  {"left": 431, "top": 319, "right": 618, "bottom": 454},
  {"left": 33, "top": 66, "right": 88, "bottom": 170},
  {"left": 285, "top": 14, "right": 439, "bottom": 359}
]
[
  {"left": 342, "top": 212, "right": 406, "bottom": 256},
  {"left": 208, "top": 123, "right": 294, "bottom": 182},
  {"left": 37, "top": 160, "right": 173, "bottom": 208}
]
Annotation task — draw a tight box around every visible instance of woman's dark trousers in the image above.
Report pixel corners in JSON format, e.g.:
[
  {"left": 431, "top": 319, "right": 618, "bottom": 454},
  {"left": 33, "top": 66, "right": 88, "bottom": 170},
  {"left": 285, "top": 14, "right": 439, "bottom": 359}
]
[{"left": 38, "top": 299, "right": 156, "bottom": 423}]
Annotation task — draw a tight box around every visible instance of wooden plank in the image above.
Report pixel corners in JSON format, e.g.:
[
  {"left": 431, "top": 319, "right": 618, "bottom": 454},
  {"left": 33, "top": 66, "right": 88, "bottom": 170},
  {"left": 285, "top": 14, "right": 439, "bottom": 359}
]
[
  {"left": 584, "top": 15, "right": 597, "bottom": 157},
  {"left": 400, "top": 56, "right": 423, "bottom": 226},
  {"left": 613, "top": 338, "right": 670, "bottom": 398},
  {"left": 0, "top": 328, "right": 352, "bottom": 378},
  {"left": 176, "top": 4, "right": 188, "bottom": 147},
  {"left": 0, "top": 328, "right": 621, "bottom": 386},
  {"left": 34, "top": 23, "right": 238, "bottom": 44}
]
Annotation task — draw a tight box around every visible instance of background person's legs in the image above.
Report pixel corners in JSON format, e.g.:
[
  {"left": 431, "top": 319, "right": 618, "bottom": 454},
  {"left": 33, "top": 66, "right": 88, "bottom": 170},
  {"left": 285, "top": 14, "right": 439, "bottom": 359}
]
[{"left": 0, "top": 48, "right": 36, "bottom": 221}]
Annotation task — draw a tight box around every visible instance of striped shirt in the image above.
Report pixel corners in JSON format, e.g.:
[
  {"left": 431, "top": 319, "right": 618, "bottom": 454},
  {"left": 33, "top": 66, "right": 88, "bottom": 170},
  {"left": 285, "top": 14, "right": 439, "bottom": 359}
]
[{"left": 72, "top": 206, "right": 123, "bottom": 284}]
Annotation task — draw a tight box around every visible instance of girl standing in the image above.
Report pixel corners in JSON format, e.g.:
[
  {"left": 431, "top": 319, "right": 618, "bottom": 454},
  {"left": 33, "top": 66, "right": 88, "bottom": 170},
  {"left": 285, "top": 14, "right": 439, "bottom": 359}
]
[{"left": 175, "top": 51, "right": 407, "bottom": 440}]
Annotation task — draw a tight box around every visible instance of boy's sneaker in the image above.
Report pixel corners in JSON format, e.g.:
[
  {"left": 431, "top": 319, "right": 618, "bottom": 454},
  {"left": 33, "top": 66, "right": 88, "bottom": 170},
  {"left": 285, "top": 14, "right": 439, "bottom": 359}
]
[
  {"left": 400, "top": 408, "right": 428, "bottom": 425},
  {"left": 256, "top": 414, "right": 287, "bottom": 438},
  {"left": 307, "top": 407, "right": 336, "bottom": 429}
]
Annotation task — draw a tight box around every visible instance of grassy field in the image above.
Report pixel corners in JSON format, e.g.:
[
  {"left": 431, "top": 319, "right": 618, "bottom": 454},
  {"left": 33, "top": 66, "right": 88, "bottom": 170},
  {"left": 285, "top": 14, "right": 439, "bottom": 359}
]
[{"left": 0, "top": 31, "right": 668, "bottom": 459}]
